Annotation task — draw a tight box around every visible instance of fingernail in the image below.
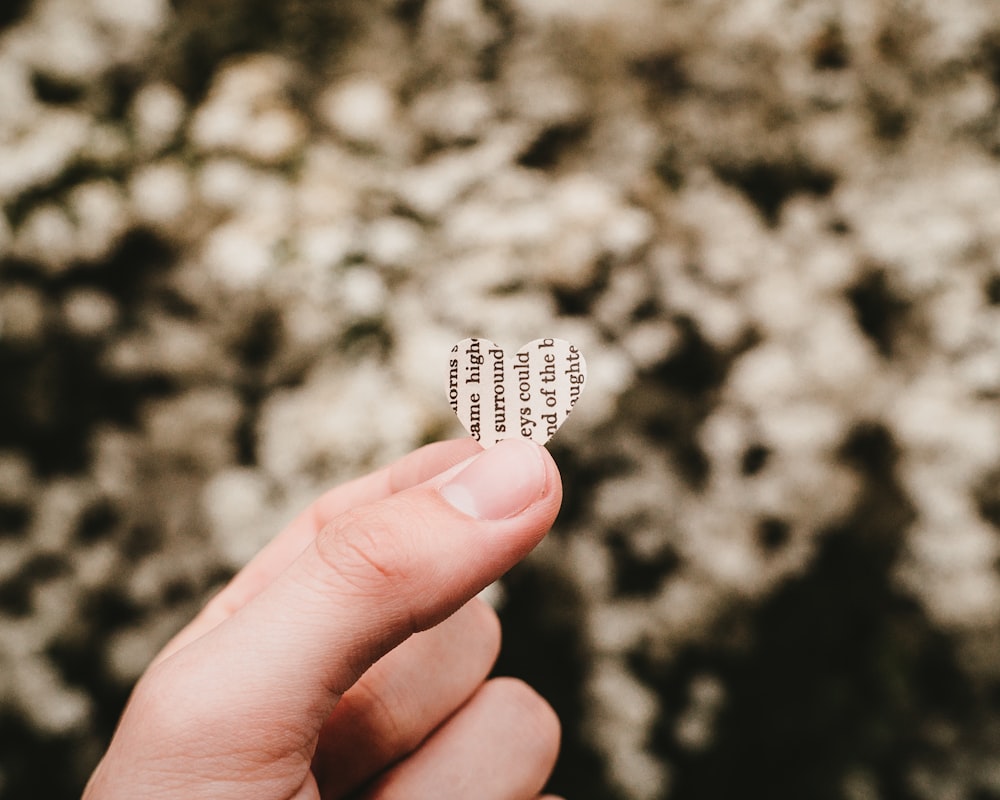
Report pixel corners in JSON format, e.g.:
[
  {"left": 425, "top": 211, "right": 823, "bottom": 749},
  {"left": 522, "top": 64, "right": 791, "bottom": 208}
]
[{"left": 439, "top": 439, "right": 547, "bottom": 520}]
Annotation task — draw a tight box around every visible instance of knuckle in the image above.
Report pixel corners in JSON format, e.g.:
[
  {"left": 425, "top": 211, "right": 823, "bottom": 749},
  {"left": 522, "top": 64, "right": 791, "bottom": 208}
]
[
  {"left": 466, "top": 597, "right": 502, "bottom": 662},
  {"left": 486, "top": 677, "right": 561, "bottom": 767},
  {"left": 345, "top": 679, "right": 412, "bottom": 758},
  {"left": 313, "top": 504, "right": 416, "bottom": 598},
  {"left": 125, "top": 667, "right": 196, "bottom": 741}
]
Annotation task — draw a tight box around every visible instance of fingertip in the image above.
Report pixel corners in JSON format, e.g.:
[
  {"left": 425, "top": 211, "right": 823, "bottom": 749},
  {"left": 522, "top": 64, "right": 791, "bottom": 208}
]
[
  {"left": 537, "top": 441, "right": 563, "bottom": 506},
  {"left": 482, "top": 677, "right": 561, "bottom": 778},
  {"left": 438, "top": 439, "right": 558, "bottom": 521},
  {"left": 466, "top": 597, "right": 502, "bottom": 664}
]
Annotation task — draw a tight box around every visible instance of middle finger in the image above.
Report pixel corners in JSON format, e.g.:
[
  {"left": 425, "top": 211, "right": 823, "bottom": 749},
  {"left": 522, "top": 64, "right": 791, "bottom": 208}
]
[{"left": 313, "top": 597, "right": 501, "bottom": 798}]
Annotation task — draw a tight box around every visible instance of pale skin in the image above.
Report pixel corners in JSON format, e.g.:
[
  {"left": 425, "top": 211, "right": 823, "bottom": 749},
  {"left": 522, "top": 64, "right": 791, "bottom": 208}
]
[{"left": 84, "top": 437, "right": 566, "bottom": 800}]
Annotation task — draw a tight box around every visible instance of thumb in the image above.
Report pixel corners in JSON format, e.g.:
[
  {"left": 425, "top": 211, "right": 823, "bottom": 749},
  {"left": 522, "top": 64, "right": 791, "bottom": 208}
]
[{"left": 148, "top": 438, "right": 561, "bottom": 747}]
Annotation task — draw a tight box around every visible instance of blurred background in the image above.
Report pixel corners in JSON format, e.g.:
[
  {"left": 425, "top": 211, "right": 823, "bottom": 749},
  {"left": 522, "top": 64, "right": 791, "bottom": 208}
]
[{"left": 3, "top": 0, "right": 1000, "bottom": 797}]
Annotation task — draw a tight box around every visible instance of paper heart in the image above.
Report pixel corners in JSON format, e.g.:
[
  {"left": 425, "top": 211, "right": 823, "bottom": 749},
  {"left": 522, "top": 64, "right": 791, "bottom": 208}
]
[{"left": 448, "top": 338, "right": 587, "bottom": 446}]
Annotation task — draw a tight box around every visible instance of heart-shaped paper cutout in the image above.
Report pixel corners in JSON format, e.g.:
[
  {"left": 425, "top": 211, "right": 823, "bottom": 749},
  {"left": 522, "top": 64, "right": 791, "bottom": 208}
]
[{"left": 448, "top": 338, "right": 587, "bottom": 446}]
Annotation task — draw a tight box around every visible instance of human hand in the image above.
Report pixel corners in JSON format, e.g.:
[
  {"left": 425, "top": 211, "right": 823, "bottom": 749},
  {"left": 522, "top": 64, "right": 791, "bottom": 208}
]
[{"left": 84, "top": 438, "right": 565, "bottom": 799}]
